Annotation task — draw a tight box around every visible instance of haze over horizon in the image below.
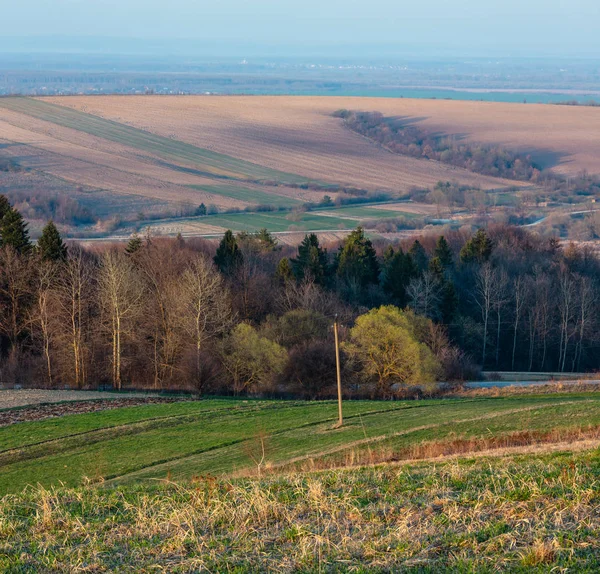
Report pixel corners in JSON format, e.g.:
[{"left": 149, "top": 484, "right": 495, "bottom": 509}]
[{"left": 2, "top": 0, "right": 599, "bottom": 59}]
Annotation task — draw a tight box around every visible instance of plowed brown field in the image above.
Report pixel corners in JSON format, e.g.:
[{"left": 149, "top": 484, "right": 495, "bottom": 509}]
[
  {"left": 47, "top": 95, "right": 600, "bottom": 178},
  {"left": 43, "top": 96, "right": 537, "bottom": 191}
]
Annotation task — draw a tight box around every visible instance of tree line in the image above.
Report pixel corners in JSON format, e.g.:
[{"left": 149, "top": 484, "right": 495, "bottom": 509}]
[
  {"left": 0, "top": 194, "right": 599, "bottom": 397},
  {"left": 334, "top": 110, "right": 540, "bottom": 181}
]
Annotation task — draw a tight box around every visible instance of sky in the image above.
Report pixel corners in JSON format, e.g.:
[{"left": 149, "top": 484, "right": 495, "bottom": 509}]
[{"left": 2, "top": 0, "right": 599, "bottom": 57}]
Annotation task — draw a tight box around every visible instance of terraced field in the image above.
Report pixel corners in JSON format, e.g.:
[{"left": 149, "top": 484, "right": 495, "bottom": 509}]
[{"left": 1, "top": 392, "right": 599, "bottom": 495}]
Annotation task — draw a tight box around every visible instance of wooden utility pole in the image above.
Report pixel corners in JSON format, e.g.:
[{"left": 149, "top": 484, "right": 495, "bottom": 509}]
[{"left": 333, "top": 314, "right": 343, "bottom": 428}]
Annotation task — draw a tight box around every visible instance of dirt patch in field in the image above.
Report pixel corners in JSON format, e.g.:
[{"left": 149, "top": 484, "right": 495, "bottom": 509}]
[
  {"left": 0, "top": 395, "right": 188, "bottom": 426},
  {"left": 0, "top": 389, "right": 171, "bottom": 410}
]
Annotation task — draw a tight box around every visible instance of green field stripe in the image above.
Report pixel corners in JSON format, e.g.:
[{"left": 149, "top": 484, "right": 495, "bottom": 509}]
[
  {"left": 107, "top": 398, "right": 593, "bottom": 484},
  {"left": 0, "top": 97, "right": 313, "bottom": 183},
  {"left": 0, "top": 399, "right": 325, "bottom": 453}
]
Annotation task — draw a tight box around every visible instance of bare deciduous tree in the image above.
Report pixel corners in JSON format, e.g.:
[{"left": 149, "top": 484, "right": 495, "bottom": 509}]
[
  {"left": 53, "top": 247, "right": 95, "bottom": 388},
  {"left": 407, "top": 271, "right": 442, "bottom": 320},
  {"left": 98, "top": 250, "right": 145, "bottom": 389},
  {"left": 178, "top": 255, "right": 232, "bottom": 391}
]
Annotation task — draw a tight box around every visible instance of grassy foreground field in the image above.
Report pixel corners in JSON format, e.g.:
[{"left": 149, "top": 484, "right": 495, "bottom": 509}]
[
  {"left": 1, "top": 450, "right": 599, "bottom": 572},
  {"left": 2, "top": 391, "right": 600, "bottom": 571}
]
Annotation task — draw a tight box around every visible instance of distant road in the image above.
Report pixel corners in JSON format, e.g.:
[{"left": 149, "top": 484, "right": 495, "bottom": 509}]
[{"left": 468, "top": 379, "right": 600, "bottom": 389}]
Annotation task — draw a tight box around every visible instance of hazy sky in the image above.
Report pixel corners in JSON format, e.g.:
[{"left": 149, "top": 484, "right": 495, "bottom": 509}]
[{"left": 3, "top": 0, "right": 599, "bottom": 57}]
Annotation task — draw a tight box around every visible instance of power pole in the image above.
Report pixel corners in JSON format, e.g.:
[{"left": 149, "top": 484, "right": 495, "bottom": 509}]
[{"left": 333, "top": 314, "right": 343, "bottom": 428}]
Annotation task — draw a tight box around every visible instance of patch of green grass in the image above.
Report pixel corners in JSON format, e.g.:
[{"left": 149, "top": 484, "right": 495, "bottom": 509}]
[
  {"left": 183, "top": 209, "right": 358, "bottom": 232},
  {"left": 1, "top": 393, "right": 599, "bottom": 495},
  {"left": 0, "top": 98, "right": 311, "bottom": 184},
  {"left": 1, "top": 450, "right": 599, "bottom": 572},
  {"left": 316, "top": 205, "right": 421, "bottom": 219}
]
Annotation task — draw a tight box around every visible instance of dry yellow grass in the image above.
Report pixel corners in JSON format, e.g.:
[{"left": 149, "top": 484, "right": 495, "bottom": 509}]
[{"left": 45, "top": 95, "right": 537, "bottom": 192}]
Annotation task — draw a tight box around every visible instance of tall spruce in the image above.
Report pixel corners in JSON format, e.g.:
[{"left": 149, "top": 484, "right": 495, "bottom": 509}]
[
  {"left": 0, "top": 195, "right": 11, "bottom": 220},
  {"left": 382, "top": 246, "right": 416, "bottom": 306},
  {"left": 37, "top": 221, "right": 67, "bottom": 262},
  {"left": 1, "top": 207, "right": 31, "bottom": 254},
  {"left": 434, "top": 236, "right": 453, "bottom": 268},
  {"left": 336, "top": 226, "right": 379, "bottom": 288},
  {"left": 292, "top": 233, "right": 329, "bottom": 285},
  {"left": 408, "top": 240, "right": 428, "bottom": 273},
  {"left": 214, "top": 230, "right": 243, "bottom": 274}
]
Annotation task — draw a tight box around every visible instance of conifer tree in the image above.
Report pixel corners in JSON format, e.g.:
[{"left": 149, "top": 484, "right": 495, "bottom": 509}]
[
  {"left": 434, "top": 236, "right": 453, "bottom": 268},
  {"left": 37, "top": 220, "right": 67, "bottom": 262},
  {"left": 382, "top": 246, "right": 416, "bottom": 306},
  {"left": 460, "top": 229, "right": 493, "bottom": 263},
  {"left": 214, "top": 230, "right": 243, "bottom": 274},
  {"left": 336, "top": 226, "right": 379, "bottom": 288},
  {"left": 408, "top": 240, "right": 428, "bottom": 273},
  {"left": 0, "top": 207, "right": 31, "bottom": 254},
  {"left": 292, "top": 233, "right": 329, "bottom": 284},
  {"left": 125, "top": 233, "right": 143, "bottom": 255},
  {"left": 275, "top": 257, "right": 294, "bottom": 284},
  {"left": 0, "top": 195, "right": 11, "bottom": 221}
]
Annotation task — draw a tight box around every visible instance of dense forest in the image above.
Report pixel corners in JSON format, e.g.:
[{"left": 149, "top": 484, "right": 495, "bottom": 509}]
[{"left": 0, "top": 194, "right": 598, "bottom": 397}]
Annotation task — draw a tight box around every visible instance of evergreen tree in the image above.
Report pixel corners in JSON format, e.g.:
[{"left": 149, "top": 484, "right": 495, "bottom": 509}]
[
  {"left": 125, "top": 233, "right": 143, "bottom": 255},
  {"left": 214, "top": 230, "right": 243, "bottom": 274},
  {"left": 275, "top": 257, "right": 294, "bottom": 284},
  {"left": 434, "top": 236, "right": 453, "bottom": 268},
  {"left": 428, "top": 255, "right": 458, "bottom": 323},
  {"left": 254, "top": 228, "right": 278, "bottom": 251},
  {"left": 408, "top": 240, "right": 428, "bottom": 273},
  {"left": 37, "top": 220, "right": 67, "bottom": 262},
  {"left": 439, "top": 280, "right": 458, "bottom": 325},
  {"left": 292, "top": 233, "right": 329, "bottom": 285},
  {"left": 0, "top": 195, "right": 11, "bottom": 221},
  {"left": 195, "top": 203, "right": 207, "bottom": 216},
  {"left": 382, "top": 246, "right": 416, "bottom": 306},
  {"left": 336, "top": 226, "right": 379, "bottom": 288},
  {"left": 460, "top": 229, "right": 493, "bottom": 263},
  {"left": 0, "top": 207, "right": 31, "bottom": 254}
]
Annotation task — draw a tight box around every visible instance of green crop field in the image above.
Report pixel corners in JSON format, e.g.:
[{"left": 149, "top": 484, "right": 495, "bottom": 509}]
[
  {"left": 1, "top": 393, "right": 599, "bottom": 495},
  {"left": 0, "top": 97, "right": 311, "bottom": 184},
  {"left": 178, "top": 210, "right": 358, "bottom": 232},
  {"left": 316, "top": 205, "right": 422, "bottom": 219},
  {"left": 187, "top": 184, "right": 301, "bottom": 207}
]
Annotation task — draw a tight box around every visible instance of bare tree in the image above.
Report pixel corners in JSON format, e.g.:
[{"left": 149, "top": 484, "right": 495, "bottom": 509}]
[
  {"left": 137, "top": 240, "right": 189, "bottom": 388},
  {"left": 474, "top": 263, "right": 494, "bottom": 367},
  {"left": 492, "top": 268, "right": 509, "bottom": 367},
  {"left": 511, "top": 275, "right": 526, "bottom": 370},
  {"left": 98, "top": 250, "right": 145, "bottom": 389},
  {"left": 573, "top": 275, "right": 597, "bottom": 372},
  {"left": 54, "top": 246, "right": 95, "bottom": 388},
  {"left": 557, "top": 269, "right": 576, "bottom": 373},
  {"left": 407, "top": 271, "right": 443, "bottom": 320},
  {"left": 0, "top": 246, "right": 34, "bottom": 383},
  {"left": 178, "top": 255, "right": 233, "bottom": 390},
  {"left": 0, "top": 246, "right": 33, "bottom": 348},
  {"left": 29, "top": 259, "right": 59, "bottom": 386}
]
